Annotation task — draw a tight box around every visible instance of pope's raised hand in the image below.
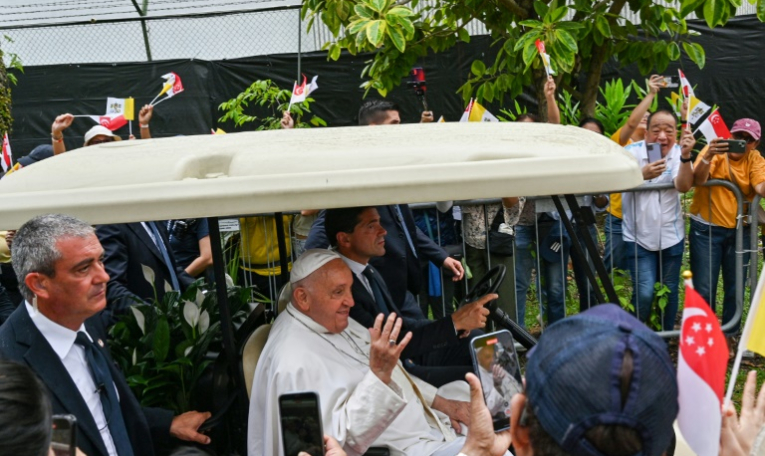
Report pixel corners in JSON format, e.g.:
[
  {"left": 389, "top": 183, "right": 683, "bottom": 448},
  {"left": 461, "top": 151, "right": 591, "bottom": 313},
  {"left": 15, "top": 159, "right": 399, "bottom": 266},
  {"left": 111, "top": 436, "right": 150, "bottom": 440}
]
[{"left": 368, "top": 313, "right": 411, "bottom": 385}]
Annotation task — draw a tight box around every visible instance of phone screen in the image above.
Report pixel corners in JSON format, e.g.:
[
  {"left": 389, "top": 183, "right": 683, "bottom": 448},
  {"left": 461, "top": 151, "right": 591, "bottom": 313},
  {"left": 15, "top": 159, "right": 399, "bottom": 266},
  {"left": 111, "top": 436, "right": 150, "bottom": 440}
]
[
  {"left": 279, "top": 392, "right": 324, "bottom": 456},
  {"left": 51, "top": 415, "right": 77, "bottom": 456},
  {"left": 647, "top": 142, "right": 663, "bottom": 163},
  {"left": 470, "top": 330, "right": 523, "bottom": 432}
]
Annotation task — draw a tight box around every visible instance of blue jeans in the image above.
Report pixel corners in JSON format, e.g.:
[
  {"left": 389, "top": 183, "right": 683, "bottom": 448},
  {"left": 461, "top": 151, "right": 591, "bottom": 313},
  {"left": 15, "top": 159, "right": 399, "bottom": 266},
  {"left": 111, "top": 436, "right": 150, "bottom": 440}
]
[
  {"left": 514, "top": 225, "right": 569, "bottom": 325},
  {"left": 570, "top": 224, "right": 600, "bottom": 311},
  {"left": 624, "top": 240, "right": 684, "bottom": 330},
  {"left": 603, "top": 213, "right": 628, "bottom": 274},
  {"left": 688, "top": 219, "right": 750, "bottom": 334}
]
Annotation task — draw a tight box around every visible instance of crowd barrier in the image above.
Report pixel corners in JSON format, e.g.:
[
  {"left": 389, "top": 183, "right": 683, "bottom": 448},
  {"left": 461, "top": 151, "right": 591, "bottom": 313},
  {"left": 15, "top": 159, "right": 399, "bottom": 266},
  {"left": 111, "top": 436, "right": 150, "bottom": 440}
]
[{"left": 225, "top": 178, "right": 756, "bottom": 338}]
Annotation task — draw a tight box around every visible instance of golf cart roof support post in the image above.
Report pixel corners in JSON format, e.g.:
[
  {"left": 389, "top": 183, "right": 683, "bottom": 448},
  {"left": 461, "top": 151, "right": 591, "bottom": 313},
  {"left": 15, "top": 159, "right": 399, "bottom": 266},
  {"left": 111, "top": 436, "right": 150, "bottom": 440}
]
[
  {"left": 206, "top": 216, "right": 247, "bottom": 441},
  {"left": 274, "top": 212, "right": 290, "bottom": 289}
]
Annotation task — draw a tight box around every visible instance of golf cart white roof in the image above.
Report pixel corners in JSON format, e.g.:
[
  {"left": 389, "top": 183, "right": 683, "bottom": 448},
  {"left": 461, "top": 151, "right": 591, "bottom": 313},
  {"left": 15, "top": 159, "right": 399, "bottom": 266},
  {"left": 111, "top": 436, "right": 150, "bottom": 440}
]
[{"left": 0, "top": 122, "right": 642, "bottom": 229}]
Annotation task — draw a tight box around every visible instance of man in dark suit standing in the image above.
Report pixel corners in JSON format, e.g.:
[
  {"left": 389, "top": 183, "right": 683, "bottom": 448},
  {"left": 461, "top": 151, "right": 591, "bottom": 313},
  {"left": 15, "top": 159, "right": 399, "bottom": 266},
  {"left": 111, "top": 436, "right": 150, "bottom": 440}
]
[
  {"left": 325, "top": 206, "right": 493, "bottom": 386},
  {"left": 96, "top": 221, "right": 194, "bottom": 326},
  {"left": 0, "top": 214, "right": 211, "bottom": 456}
]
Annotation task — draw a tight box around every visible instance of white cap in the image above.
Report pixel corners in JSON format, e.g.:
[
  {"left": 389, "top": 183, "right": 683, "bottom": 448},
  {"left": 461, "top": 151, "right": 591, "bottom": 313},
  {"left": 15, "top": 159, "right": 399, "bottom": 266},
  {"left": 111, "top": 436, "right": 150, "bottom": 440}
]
[
  {"left": 290, "top": 249, "right": 342, "bottom": 284},
  {"left": 83, "top": 125, "right": 122, "bottom": 146}
]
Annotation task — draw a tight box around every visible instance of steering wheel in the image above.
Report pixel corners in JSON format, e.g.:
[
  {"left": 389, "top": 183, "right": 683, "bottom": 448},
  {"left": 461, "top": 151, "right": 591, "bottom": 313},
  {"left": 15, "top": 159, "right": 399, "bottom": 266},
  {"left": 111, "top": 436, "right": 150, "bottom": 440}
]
[{"left": 462, "top": 264, "right": 506, "bottom": 305}]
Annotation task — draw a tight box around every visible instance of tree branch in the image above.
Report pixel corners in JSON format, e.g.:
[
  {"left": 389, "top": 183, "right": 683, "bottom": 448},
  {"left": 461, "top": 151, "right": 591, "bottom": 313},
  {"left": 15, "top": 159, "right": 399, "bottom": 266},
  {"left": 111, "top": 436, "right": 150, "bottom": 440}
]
[{"left": 495, "top": 0, "right": 529, "bottom": 19}]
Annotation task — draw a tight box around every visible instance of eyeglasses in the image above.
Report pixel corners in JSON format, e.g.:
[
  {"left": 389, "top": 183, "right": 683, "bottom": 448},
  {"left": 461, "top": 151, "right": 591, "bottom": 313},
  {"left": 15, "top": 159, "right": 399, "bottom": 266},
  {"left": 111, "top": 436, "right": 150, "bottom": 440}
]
[{"left": 732, "top": 133, "right": 757, "bottom": 144}]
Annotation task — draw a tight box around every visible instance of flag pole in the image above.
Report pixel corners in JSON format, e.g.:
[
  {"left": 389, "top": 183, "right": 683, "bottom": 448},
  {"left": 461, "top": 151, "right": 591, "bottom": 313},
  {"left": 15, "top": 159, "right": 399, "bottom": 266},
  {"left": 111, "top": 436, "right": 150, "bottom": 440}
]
[
  {"left": 129, "top": 120, "right": 133, "bottom": 137},
  {"left": 151, "top": 97, "right": 169, "bottom": 107},
  {"left": 149, "top": 93, "right": 162, "bottom": 106}
]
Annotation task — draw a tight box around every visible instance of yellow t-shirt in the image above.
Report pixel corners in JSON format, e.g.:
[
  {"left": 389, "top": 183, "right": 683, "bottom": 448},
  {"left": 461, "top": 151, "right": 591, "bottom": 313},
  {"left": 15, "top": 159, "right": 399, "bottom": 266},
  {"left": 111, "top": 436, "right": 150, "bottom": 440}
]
[
  {"left": 239, "top": 215, "right": 293, "bottom": 276},
  {"left": 607, "top": 127, "right": 634, "bottom": 219},
  {"left": 690, "top": 147, "right": 765, "bottom": 228}
]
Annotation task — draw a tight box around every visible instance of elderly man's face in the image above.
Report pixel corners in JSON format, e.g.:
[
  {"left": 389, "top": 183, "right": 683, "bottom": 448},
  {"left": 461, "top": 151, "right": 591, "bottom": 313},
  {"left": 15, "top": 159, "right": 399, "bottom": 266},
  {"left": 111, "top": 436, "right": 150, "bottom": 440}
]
[
  {"left": 477, "top": 345, "right": 495, "bottom": 370},
  {"left": 38, "top": 234, "right": 109, "bottom": 322},
  {"left": 299, "top": 259, "right": 355, "bottom": 333},
  {"left": 646, "top": 112, "right": 678, "bottom": 156}
]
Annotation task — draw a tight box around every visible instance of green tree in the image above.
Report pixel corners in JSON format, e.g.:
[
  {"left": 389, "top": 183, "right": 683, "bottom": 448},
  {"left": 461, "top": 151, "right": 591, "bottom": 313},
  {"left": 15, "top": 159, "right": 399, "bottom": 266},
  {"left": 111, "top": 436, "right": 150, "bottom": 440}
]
[
  {"left": 302, "top": 0, "right": 761, "bottom": 118},
  {"left": 0, "top": 36, "right": 23, "bottom": 136}
]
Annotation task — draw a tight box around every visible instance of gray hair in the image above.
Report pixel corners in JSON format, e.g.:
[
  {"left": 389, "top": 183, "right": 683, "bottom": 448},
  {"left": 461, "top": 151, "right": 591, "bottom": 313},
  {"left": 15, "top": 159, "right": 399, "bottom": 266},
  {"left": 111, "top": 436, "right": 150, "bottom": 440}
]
[{"left": 13, "top": 214, "right": 95, "bottom": 302}]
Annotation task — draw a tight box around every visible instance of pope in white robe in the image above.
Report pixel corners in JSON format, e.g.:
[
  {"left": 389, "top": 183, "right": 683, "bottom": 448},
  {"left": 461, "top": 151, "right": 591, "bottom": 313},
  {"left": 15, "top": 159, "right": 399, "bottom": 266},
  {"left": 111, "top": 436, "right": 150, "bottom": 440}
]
[{"left": 247, "top": 249, "right": 471, "bottom": 456}]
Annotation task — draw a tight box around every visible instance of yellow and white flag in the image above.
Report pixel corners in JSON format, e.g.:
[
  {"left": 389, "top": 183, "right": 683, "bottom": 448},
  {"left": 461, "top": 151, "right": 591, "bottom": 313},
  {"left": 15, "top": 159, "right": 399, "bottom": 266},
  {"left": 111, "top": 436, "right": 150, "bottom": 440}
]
[
  {"left": 106, "top": 97, "right": 135, "bottom": 121},
  {"left": 459, "top": 98, "right": 498, "bottom": 123},
  {"left": 687, "top": 96, "right": 712, "bottom": 126}
]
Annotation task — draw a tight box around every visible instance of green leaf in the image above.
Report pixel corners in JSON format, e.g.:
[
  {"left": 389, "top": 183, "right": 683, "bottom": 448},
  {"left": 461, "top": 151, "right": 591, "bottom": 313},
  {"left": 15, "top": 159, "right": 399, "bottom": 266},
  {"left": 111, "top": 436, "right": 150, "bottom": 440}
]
[
  {"left": 518, "top": 19, "right": 543, "bottom": 28},
  {"left": 522, "top": 41, "right": 538, "bottom": 67},
  {"left": 533, "top": 2, "right": 549, "bottom": 18},
  {"left": 729, "top": 0, "right": 742, "bottom": 7},
  {"left": 554, "top": 29, "right": 578, "bottom": 52},
  {"left": 153, "top": 318, "right": 170, "bottom": 363},
  {"left": 368, "top": 0, "right": 387, "bottom": 13},
  {"left": 366, "top": 20, "right": 386, "bottom": 47},
  {"left": 759, "top": 0, "right": 765, "bottom": 21},
  {"left": 595, "top": 15, "right": 611, "bottom": 37},
  {"left": 548, "top": 6, "right": 569, "bottom": 23},
  {"left": 387, "top": 25, "right": 406, "bottom": 52},
  {"left": 471, "top": 59, "right": 486, "bottom": 77},
  {"left": 703, "top": 0, "right": 726, "bottom": 27},
  {"left": 386, "top": 6, "right": 413, "bottom": 17},
  {"left": 483, "top": 81, "right": 495, "bottom": 103},
  {"left": 668, "top": 41, "right": 681, "bottom": 60},
  {"left": 354, "top": 4, "right": 375, "bottom": 19},
  {"left": 348, "top": 18, "right": 370, "bottom": 34},
  {"left": 458, "top": 28, "right": 470, "bottom": 43},
  {"left": 330, "top": 43, "right": 342, "bottom": 60},
  {"left": 513, "top": 30, "right": 540, "bottom": 52},
  {"left": 683, "top": 41, "right": 706, "bottom": 68}
]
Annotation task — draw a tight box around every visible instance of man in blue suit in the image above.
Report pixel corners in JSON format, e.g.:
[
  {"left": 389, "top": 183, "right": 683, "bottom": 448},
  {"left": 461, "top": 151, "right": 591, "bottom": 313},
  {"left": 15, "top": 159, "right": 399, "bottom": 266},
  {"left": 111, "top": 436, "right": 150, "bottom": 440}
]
[{"left": 0, "top": 214, "right": 210, "bottom": 456}]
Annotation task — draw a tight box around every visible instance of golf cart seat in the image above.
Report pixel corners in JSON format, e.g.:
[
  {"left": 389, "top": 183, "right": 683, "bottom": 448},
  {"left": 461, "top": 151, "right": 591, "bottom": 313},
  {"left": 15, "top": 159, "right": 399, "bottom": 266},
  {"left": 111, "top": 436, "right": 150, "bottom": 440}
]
[{"left": 241, "top": 323, "right": 272, "bottom": 399}]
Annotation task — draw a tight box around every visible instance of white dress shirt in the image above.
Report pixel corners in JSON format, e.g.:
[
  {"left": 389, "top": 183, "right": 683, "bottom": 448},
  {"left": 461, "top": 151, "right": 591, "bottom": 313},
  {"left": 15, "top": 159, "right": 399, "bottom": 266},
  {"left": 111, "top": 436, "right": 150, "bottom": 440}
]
[
  {"left": 339, "top": 254, "right": 375, "bottom": 297},
  {"left": 26, "top": 302, "right": 119, "bottom": 456}
]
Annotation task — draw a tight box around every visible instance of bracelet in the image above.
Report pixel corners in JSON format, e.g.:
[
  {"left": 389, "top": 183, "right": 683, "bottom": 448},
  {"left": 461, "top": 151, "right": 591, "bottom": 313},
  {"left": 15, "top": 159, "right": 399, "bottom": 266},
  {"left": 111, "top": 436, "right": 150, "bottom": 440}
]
[
  {"left": 51, "top": 134, "right": 63, "bottom": 143},
  {"left": 700, "top": 156, "right": 710, "bottom": 165},
  {"left": 140, "top": 124, "right": 150, "bottom": 129}
]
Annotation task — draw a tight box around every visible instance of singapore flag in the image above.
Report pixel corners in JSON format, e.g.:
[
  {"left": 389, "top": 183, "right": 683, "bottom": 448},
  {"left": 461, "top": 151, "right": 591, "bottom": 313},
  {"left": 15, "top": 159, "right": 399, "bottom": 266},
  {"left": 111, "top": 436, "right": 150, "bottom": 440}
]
[{"left": 677, "top": 285, "right": 728, "bottom": 456}]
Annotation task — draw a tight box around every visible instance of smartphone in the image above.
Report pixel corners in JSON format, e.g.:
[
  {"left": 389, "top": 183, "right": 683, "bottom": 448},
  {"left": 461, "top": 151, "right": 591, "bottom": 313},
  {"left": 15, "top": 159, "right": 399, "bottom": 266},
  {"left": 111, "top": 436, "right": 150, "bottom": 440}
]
[
  {"left": 279, "top": 391, "right": 324, "bottom": 456},
  {"left": 721, "top": 139, "right": 746, "bottom": 153},
  {"left": 659, "top": 76, "right": 679, "bottom": 88},
  {"left": 646, "top": 142, "right": 663, "bottom": 163},
  {"left": 51, "top": 414, "right": 77, "bottom": 456},
  {"left": 469, "top": 330, "right": 524, "bottom": 432}
]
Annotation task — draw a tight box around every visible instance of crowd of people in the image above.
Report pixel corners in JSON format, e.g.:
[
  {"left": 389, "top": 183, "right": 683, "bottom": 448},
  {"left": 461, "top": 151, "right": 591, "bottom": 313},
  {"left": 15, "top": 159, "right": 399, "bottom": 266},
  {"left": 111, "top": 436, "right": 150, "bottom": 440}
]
[{"left": 0, "top": 71, "right": 764, "bottom": 456}]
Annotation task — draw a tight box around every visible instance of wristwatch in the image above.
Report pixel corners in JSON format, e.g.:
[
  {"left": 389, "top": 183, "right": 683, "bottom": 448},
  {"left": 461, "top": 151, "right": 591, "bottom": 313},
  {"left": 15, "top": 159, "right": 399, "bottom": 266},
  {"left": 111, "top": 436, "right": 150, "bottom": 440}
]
[{"left": 680, "top": 156, "right": 693, "bottom": 163}]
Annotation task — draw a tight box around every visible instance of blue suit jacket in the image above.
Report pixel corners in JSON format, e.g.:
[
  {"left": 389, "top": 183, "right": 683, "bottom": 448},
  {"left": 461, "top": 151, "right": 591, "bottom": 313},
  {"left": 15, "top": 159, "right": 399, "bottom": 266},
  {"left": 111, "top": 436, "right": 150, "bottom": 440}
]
[
  {"left": 306, "top": 204, "right": 448, "bottom": 307},
  {"left": 0, "top": 306, "right": 174, "bottom": 456}
]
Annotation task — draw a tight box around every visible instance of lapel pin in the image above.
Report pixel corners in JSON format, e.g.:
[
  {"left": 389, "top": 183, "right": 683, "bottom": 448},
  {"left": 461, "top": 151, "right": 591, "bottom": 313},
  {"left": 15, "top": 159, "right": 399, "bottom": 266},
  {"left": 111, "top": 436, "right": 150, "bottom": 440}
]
[{"left": 97, "top": 339, "right": 105, "bottom": 348}]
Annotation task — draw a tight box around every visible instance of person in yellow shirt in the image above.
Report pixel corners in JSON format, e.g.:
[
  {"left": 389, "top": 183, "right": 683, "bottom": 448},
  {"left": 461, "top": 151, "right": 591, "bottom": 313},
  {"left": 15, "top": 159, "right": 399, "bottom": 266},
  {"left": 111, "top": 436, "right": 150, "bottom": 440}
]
[
  {"left": 690, "top": 119, "right": 765, "bottom": 334},
  {"left": 239, "top": 215, "right": 293, "bottom": 300}
]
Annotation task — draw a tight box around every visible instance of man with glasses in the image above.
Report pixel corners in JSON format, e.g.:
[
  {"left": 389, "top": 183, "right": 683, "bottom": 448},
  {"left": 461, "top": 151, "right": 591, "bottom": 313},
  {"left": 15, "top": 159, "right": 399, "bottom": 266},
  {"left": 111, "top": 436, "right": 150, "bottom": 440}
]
[{"left": 690, "top": 118, "right": 765, "bottom": 338}]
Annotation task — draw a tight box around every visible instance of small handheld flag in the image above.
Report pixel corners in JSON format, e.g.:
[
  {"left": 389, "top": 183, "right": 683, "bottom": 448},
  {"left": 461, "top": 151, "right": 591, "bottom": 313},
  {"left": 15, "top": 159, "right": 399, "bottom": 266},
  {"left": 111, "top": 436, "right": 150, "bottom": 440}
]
[
  {"left": 535, "top": 40, "right": 555, "bottom": 76},
  {"left": 694, "top": 109, "right": 731, "bottom": 142},
  {"left": 1, "top": 133, "right": 12, "bottom": 173},
  {"left": 687, "top": 96, "right": 712, "bottom": 126},
  {"left": 677, "top": 276, "right": 728, "bottom": 456},
  {"left": 150, "top": 72, "right": 184, "bottom": 106},
  {"left": 459, "top": 98, "right": 498, "bottom": 122},
  {"left": 289, "top": 75, "right": 319, "bottom": 107},
  {"left": 678, "top": 69, "right": 695, "bottom": 99}
]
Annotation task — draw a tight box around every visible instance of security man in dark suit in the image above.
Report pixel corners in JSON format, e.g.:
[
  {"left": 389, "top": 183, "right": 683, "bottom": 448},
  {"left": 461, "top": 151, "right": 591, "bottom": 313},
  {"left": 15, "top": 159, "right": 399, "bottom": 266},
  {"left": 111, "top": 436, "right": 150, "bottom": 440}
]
[
  {"left": 325, "top": 206, "right": 493, "bottom": 387},
  {"left": 0, "top": 214, "right": 210, "bottom": 456},
  {"left": 96, "top": 221, "right": 194, "bottom": 326}
]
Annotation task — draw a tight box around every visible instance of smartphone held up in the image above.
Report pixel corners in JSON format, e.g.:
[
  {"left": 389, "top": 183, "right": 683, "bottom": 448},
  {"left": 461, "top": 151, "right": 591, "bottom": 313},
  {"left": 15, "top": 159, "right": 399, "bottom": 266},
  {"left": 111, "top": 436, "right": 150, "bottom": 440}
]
[
  {"left": 279, "top": 391, "right": 324, "bottom": 456},
  {"left": 469, "top": 330, "right": 524, "bottom": 432},
  {"left": 51, "top": 414, "right": 77, "bottom": 456}
]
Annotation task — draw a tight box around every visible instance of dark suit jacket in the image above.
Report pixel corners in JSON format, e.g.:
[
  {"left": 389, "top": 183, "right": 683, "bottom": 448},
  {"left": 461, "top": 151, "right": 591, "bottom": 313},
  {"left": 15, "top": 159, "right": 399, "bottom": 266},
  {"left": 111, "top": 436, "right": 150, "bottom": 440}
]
[
  {"left": 0, "top": 281, "right": 16, "bottom": 325},
  {"left": 349, "top": 265, "right": 458, "bottom": 359},
  {"left": 0, "top": 306, "right": 174, "bottom": 456},
  {"left": 96, "top": 222, "right": 194, "bottom": 326},
  {"left": 306, "top": 205, "right": 448, "bottom": 307}
]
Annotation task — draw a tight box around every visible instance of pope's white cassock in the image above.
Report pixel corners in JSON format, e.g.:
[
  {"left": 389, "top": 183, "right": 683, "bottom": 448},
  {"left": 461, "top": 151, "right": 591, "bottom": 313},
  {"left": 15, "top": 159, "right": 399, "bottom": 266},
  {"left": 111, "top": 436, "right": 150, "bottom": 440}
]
[{"left": 247, "top": 302, "right": 469, "bottom": 456}]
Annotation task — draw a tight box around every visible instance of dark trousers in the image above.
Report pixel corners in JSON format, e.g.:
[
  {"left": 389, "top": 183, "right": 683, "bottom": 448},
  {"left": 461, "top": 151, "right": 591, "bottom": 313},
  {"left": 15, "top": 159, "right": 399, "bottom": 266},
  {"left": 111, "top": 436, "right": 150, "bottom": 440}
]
[{"left": 404, "top": 329, "right": 481, "bottom": 387}]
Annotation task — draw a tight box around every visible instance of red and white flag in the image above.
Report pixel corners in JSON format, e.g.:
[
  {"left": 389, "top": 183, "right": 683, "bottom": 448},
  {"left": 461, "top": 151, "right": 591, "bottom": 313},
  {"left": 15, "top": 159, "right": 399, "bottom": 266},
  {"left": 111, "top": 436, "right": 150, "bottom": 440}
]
[
  {"left": 535, "top": 40, "right": 555, "bottom": 76},
  {"left": 695, "top": 109, "right": 731, "bottom": 142},
  {"left": 678, "top": 69, "right": 695, "bottom": 99},
  {"left": 1, "top": 133, "right": 12, "bottom": 173},
  {"left": 459, "top": 99, "right": 474, "bottom": 122},
  {"left": 289, "top": 75, "right": 319, "bottom": 107},
  {"left": 677, "top": 285, "right": 728, "bottom": 456},
  {"left": 88, "top": 115, "right": 128, "bottom": 132},
  {"left": 150, "top": 72, "right": 185, "bottom": 106}
]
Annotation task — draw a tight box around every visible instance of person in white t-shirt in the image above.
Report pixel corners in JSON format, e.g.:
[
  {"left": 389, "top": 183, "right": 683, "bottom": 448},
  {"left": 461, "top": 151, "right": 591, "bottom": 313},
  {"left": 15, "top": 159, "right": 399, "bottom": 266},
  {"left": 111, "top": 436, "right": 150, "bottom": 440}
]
[{"left": 621, "top": 109, "right": 695, "bottom": 329}]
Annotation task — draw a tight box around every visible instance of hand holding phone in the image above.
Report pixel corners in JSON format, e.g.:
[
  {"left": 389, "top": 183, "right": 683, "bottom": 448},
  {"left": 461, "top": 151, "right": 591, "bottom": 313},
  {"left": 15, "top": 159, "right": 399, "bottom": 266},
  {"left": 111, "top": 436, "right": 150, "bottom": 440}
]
[
  {"left": 51, "top": 414, "right": 77, "bottom": 456},
  {"left": 279, "top": 392, "right": 325, "bottom": 456},
  {"left": 469, "top": 330, "right": 523, "bottom": 432},
  {"left": 721, "top": 139, "right": 746, "bottom": 153}
]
